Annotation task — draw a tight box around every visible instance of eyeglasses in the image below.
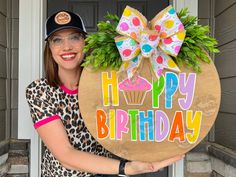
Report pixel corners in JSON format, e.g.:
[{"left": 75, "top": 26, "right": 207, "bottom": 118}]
[{"left": 49, "top": 33, "right": 84, "bottom": 47}]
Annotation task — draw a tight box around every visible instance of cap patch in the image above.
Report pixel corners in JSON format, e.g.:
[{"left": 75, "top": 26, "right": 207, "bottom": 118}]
[{"left": 55, "top": 11, "right": 71, "bottom": 25}]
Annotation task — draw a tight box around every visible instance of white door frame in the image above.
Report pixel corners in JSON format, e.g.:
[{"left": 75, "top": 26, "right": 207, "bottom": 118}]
[
  {"left": 18, "top": 0, "right": 46, "bottom": 177},
  {"left": 18, "top": 1, "right": 197, "bottom": 177}
]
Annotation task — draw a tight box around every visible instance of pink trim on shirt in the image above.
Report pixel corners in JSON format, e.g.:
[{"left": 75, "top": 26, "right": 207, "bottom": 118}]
[
  {"left": 60, "top": 85, "right": 78, "bottom": 95},
  {"left": 34, "top": 115, "right": 60, "bottom": 129}
]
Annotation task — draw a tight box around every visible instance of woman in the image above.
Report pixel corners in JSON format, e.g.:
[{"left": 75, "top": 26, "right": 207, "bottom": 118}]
[{"left": 26, "top": 10, "right": 183, "bottom": 177}]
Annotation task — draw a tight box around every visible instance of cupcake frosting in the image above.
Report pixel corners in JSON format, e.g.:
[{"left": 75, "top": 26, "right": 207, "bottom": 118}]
[{"left": 119, "top": 76, "right": 152, "bottom": 91}]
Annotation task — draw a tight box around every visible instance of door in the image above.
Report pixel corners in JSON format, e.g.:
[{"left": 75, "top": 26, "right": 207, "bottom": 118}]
[{"left": 47, "top": 1, "right": 169, "bottom": 176}]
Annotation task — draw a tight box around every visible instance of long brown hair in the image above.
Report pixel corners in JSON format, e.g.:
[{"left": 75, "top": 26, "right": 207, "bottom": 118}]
[{"left": 44, "top": 42, "right": 61, "bottom": 87}]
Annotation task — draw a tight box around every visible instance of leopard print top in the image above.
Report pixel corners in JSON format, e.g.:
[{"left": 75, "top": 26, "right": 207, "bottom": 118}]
[{"left": 26, "top": 78, "right": 110, "bottom": 177}]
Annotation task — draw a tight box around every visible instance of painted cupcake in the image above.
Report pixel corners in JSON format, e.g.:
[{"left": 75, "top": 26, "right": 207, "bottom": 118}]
[{"left": 119, "top": 76, "right": 152, "bottom": 105}]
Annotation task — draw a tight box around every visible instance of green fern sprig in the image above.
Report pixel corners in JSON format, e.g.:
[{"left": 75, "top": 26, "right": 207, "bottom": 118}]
[{"left": 175, "top": 8, "right": 219, "bottom": 72}]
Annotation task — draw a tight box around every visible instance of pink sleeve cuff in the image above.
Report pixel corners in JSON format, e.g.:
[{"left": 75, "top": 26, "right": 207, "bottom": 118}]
[{"left": 34, "top": 115, "right": 60, "bottom": 129}]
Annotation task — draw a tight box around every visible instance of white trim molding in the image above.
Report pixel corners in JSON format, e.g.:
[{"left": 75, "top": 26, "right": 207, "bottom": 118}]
[
  {"left": 168, "top": 158, "right": 184, "bottom": 177},
  {"left": 172, "top": 0, "right": 198, "bottom": 16},
  {"left": 18, "top": 0, "right": 46, "bottom": 176}
]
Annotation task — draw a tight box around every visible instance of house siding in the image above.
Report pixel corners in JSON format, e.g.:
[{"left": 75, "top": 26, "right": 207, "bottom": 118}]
[
  {"left": 0, "top": 0, "right": 29, "bottom": 176},
  {"left": 0, "top": 0, "right": 19, "bottom": 141},
  {"left": 215, "top": 1, "right": 236, "bottom": 151},
  {"left": 0, "top": 0, "right": 8, "bottom": 142},
  {"left": 10, "top": 0, "right": 19, "bottom": 139},
  {"left": 185, "top": 0, "right": 236, "bottom": 177},
  {"left": 211, "top": 1, "right": 236, "bottom": 176}
]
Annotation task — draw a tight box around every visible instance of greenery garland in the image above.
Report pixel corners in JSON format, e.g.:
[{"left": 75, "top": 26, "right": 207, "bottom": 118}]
[{"left": 82, "top": 8, "right": 219, "bottom": 72}]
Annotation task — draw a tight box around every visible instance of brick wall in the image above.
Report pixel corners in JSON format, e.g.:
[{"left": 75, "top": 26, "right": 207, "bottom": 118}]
[
  {"left": 0, "top": 139, "right": 30, "bottom": 177},
  {"left": 185, "top": 142, "right": 211, "bottom": 177},
  {"left": 185, "top": 143, "right": 236, "bottom": 177},
  {"left": 0, "top": 140, "right": 10, "bottom": 176}
]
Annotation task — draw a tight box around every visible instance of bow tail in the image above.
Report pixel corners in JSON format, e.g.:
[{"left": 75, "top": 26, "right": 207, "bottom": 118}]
[
  {"left": 119, "top": 55, "right": 143, "bottom": 79},
  {"left": 150, "top": 48, "right": 180, "bottom": 79}
]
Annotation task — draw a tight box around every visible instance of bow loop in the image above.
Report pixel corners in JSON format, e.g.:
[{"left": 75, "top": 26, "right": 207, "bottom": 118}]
[
  {"left": 151, "top": 6, "right": 184, "bottom": 38},
  {"left": 151, "top": 6, "right": 186, "bottom": 57},
  {"left": 116, "top": 6, "right": 147, "bottom": 42},
  {"left": 115, "top": 5, "right": 186, "bottom": 79}
]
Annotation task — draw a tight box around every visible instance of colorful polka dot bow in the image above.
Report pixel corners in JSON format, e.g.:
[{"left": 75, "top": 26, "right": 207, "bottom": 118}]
[{"left": 115, "top": 5, "right": 186, "bottom": 79}]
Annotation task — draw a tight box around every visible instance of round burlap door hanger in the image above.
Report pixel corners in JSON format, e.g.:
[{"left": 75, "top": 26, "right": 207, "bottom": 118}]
[{"left": 79, "top": 5, "right": 221, "bottom": 161}]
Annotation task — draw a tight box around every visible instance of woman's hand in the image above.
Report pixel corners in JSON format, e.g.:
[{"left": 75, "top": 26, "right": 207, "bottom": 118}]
[
  {"left": 151, "top": 155, "right": 184, "bottom": 172},
  {"left": 125, "top": 161, "right": 154, "bottom": 175},
  {"left": 125, "top": 155, "right": 184, "bottom": 175}
]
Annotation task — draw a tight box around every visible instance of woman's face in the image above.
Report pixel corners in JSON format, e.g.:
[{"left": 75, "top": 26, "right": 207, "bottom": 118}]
[{"left": 49, "top": 29, "right": 85, "bottom": 72}]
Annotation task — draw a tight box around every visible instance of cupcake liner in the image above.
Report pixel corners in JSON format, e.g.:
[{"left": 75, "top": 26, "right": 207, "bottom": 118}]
[{"left": 123, "top": 90, "right": 147, "bottom": 105}]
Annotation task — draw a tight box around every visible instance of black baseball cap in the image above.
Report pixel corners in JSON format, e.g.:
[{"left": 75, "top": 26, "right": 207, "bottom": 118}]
[{"left": 45, "top": 10, "right": 87, "bottom": 41}]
